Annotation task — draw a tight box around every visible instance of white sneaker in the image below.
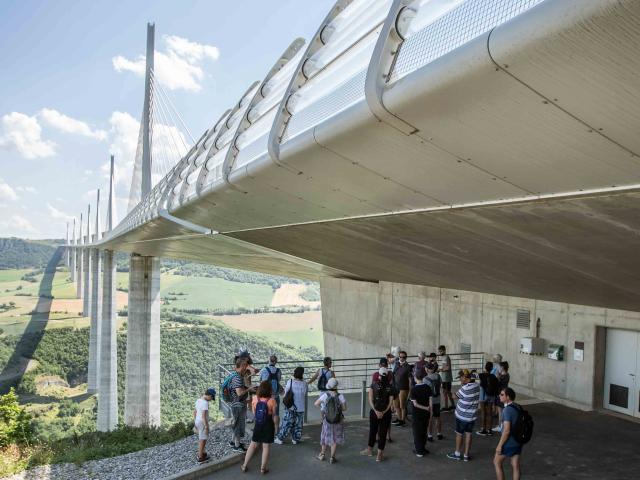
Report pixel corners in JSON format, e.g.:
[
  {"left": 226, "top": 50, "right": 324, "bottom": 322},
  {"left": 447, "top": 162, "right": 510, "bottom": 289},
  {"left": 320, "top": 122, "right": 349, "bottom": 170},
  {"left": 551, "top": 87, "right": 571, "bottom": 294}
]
[
  {"left": 491, "top": 426, "right": 502, "bottom": 433},
  {"left": 274, "top": 438, "right": 283, "bottom": 445},
  {"left": 292, "top": 440, "right": 298, "bottom": 445}
]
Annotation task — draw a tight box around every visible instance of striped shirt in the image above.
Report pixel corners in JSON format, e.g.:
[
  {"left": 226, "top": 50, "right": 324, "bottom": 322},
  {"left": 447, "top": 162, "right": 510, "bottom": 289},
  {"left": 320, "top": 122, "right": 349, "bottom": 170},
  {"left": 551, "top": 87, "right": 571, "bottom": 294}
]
[
  {"left": 455, "top": 381, "right": 480, "bottom": 422},
  {"left": 229, "top": 373, "right": 245, "bottom": 407}
]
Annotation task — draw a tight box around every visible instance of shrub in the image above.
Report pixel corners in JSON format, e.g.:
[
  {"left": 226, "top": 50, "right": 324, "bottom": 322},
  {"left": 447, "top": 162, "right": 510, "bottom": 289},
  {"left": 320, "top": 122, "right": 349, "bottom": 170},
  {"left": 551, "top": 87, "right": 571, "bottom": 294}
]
[{"left": 0, "top": 388, "right": 33, "bottom": 447}]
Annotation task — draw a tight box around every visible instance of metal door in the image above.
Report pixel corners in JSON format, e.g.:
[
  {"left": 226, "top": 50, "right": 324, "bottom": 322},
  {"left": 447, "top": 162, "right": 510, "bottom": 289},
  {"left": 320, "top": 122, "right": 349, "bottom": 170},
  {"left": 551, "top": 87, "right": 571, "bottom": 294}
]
[{"left": 604, "top": 329, "right": 639, "bottom": 417}]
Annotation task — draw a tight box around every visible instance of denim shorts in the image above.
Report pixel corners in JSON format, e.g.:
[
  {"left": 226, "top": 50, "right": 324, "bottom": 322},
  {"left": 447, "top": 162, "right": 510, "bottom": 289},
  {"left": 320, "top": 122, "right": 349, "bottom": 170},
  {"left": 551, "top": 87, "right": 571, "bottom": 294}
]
[
  {"left": 455, "top": 418, "right": 475, "bottom": 435},
  {"left": 500, "top": 444, "right": 523, "bottom": 457}
]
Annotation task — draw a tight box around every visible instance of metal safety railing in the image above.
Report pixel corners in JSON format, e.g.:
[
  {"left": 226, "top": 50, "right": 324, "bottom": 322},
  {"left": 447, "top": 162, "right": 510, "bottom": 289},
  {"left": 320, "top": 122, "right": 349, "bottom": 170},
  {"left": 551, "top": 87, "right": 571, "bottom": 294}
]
[{"left": 216, "top": 352, "right": 484, "bottom": 421}]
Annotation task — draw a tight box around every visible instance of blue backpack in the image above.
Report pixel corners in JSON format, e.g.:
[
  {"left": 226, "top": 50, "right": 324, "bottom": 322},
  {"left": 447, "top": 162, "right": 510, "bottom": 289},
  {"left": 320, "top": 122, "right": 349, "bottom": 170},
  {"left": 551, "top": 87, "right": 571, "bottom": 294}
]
[{"left": 255, "top": 399, "right": 269, "bottom": 425}]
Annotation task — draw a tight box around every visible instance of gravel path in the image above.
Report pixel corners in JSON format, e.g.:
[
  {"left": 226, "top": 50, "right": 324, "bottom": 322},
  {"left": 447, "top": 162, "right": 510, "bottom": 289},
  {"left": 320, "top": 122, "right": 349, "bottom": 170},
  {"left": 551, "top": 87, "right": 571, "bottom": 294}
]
[{"left": 4, "top": 424, "right": 242, "bottom": 480}]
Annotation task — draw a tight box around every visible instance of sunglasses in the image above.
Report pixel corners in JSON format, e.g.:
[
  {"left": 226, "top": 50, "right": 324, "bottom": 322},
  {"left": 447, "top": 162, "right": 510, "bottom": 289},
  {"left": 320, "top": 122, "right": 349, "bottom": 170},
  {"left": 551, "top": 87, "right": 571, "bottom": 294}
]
[{"left": 399, "top": 356, "right": 407, "bottom": 359}]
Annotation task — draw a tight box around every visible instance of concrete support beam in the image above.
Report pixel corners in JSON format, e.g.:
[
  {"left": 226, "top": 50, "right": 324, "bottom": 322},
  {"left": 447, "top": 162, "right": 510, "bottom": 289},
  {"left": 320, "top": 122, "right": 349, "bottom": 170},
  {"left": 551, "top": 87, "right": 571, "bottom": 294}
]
[
  {"left": 70, "top": 247, "right": 76, "bottom": 282},
  {"left": 125, "top": 254, "right": 161, "bottom": 427},
  {"left": 98, "top": 249, "right": 118, "bottom": 431},
  {"left": 76, "top": 248, "right": 83, "bottom": 299},
  {"left": 88, "top": 248, "right": 103, "bottom": 394},
  {"left": 82, "top": 244, "right": 92, "bottom": 316}
]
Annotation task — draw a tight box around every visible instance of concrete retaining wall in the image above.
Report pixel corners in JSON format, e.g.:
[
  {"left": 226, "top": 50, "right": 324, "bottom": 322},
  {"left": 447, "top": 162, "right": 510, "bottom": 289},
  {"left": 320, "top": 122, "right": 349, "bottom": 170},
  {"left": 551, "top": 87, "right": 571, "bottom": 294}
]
[{"left": 320, "top": 277, "right": 640, "bottom": 411}]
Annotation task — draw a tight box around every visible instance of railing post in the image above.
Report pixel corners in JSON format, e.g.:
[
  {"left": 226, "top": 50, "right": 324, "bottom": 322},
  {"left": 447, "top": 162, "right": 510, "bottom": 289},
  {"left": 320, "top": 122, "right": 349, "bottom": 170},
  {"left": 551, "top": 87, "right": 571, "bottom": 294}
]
[
  {"left": 304, "top": 390, "right": 309, "bottom": 424},
  {"left": 361, "top": 380, "right": 367, "bottom": 419}
]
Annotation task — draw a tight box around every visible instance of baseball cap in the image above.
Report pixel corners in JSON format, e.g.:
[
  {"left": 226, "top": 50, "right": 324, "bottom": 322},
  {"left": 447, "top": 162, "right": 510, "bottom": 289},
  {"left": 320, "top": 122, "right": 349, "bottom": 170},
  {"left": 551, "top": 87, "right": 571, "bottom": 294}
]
[
  {"left": 428, "top": 352, "right": 437, "bottom": 358},
  {"left": 378, "top": 367, "right": 388, "bottom": 376},
  {"left": 326, "top": 378, "right": 339, "bottom": 390}
]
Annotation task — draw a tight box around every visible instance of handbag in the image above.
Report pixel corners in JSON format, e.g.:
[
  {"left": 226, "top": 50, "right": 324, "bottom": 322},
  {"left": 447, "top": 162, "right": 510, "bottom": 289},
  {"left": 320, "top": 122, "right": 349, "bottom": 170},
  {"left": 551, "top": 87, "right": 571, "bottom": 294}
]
[{"left": 282, "top": 379, "right": 295, "bottom": 409}]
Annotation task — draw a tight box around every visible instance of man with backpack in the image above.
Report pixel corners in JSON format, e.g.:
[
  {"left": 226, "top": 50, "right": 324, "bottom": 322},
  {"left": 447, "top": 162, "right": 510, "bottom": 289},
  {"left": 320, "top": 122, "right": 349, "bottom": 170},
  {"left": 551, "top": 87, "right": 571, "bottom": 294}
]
[
  {"left": 308, "top": 356, "right": 334, "bottom": 391},
  {"left": 222, "top": 358, "right": 256, "bottom": 452},
  {"left": 494, "top": 387, "right": 531, "bottom": 480},
  {"left": 260, "top": 355, "right": 283, "bottom": 435},
  {"left": 362, "top": 366, "right": 395, "bottom": 462},
  {"left": 478, "top": 361, "right": 500, "bottom": 436},
  {"left": 425, "top": 360, "right": 443, "bottom": 442}
]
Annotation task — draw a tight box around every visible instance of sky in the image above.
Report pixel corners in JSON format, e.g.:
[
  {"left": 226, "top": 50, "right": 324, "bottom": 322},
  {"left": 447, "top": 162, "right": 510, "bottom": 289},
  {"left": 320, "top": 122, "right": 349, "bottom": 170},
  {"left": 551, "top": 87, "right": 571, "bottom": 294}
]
[{"left": 0, "top": 0, "right": 334, "bottom": 239}]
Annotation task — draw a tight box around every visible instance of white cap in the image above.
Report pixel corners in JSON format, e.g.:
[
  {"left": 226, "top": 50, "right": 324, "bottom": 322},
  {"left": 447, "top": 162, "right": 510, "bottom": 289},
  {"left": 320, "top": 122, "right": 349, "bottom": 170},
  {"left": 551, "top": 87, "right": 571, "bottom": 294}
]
[
  {"left": 326, "top": 378, "right": 338, "bottom": 390},
  {"left": 378, "top": 367, "right": 388, "bottom": 376}
]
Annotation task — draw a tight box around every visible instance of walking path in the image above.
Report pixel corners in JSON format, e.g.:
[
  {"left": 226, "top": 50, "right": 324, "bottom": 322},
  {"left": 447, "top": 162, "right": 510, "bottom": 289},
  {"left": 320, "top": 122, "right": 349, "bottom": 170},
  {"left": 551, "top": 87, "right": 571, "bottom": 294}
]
[{"left": 205, "top": 402, "right": 640, "bottom": 479}]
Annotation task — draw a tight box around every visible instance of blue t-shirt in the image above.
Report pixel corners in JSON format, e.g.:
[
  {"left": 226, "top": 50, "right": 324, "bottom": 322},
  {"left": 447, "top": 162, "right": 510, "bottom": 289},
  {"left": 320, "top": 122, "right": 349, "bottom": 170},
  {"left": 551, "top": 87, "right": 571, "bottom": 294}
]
[{"left": 503, "top": 403, "right": 521, "bottom": 448}]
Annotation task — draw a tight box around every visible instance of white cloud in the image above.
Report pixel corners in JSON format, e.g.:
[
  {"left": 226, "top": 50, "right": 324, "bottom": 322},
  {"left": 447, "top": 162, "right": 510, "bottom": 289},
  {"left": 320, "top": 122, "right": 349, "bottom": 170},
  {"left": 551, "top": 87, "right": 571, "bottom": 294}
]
[
  {"left": 46, "top": 203, "right": 74, "bottom": 222},
  {"left": 165, "top": 35, "right": 220, "bottom": 63},
  {"left": 0, "top": 214, "right": 37, "bottom": 234},
  {"left": 0, "top": 179, "right": 19, "bottom": 201},
  {"left": 38, "top": 108, "right": 107, "bottom": 140},
  {"left": 0, "top": 112, "right": 56, "bottom": 159},
  {"left": 112, "top": 35, "right": 220, "bottom": 92},
  {"left": 15, "top": 186, "right": 36, "bottom": 194}
]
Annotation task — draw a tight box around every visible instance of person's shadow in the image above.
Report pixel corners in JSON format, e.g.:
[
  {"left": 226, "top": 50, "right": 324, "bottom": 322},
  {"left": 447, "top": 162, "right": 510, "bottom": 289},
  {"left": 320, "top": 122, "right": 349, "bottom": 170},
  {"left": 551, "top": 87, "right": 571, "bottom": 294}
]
[{"left": 0, "top": 247, "right": 63, "bottom": 393}]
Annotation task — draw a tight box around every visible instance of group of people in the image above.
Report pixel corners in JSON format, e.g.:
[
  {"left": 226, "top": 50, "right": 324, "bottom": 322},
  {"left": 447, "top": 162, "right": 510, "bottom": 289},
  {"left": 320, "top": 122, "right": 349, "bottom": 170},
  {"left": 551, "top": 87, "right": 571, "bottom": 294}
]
[{"left": 193, "top": 347, "right": 525, "bottom": 479}]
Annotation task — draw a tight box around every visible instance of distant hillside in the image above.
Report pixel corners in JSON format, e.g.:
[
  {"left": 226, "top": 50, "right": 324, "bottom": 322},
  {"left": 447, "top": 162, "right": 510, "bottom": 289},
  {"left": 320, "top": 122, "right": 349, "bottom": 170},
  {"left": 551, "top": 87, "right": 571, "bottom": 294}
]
[{"left": 0, "top": 238, "right": 62, "bottom": 269}]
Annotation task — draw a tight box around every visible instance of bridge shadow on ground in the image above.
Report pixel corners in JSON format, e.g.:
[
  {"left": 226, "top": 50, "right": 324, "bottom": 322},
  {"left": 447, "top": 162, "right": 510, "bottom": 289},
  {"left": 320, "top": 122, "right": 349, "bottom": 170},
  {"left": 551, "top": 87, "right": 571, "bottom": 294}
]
[
  {"left": 0, "top": 247, "right": 63, "bottom": 393},
  {"left": 206, "top": 402, "right": 640, "bottom": 480}
]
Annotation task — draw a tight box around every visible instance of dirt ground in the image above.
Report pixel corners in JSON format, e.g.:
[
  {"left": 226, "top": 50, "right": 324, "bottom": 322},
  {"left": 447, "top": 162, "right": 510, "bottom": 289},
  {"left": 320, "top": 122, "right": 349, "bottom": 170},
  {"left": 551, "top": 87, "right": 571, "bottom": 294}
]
[
  {"left": 271, "top": 283, "right": 320, "bottom": 308},
  {"left": 214, "top": 310, "right": 321, "bottom": 332},
  {"left": 48, "top": 291, "right": 128, "bottom": 314}
]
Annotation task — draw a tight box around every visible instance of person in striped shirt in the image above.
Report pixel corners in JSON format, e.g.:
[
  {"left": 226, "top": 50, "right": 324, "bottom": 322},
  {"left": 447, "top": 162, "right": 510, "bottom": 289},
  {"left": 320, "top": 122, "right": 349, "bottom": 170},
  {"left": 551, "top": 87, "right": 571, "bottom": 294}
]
[{"left": 447, "top": 369, "right": 480, "bottom": 462}]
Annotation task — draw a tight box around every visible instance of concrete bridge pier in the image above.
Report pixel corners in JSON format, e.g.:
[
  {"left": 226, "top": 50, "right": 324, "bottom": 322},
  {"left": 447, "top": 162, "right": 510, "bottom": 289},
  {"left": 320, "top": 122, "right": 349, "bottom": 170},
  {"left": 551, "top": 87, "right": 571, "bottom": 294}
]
[
  {"left": 124, "top": 254, "right": 161, "bottom": 426},
  {"left": 69, "top": 247, "right": 76, "bottom": 282},
  {"left": 98, "top": 249, "right": 118, "bottom": 431},
  {"left": 88, "top": 245, "right": 102, "bottom": 394},
  {"left": 82, "top": 244, "right": 92, "bottom": 316},
  {"left": 76, "top": 248, "right": 83, "bottom": 299}
]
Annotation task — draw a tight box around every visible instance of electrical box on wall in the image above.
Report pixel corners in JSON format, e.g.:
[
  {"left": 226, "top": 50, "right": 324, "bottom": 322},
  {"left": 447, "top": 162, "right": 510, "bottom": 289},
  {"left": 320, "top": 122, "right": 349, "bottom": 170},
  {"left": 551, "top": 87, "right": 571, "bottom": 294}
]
[
  {"left": 548, "top": 344, "right": 564, "bottom": 361},
  {"left": 520, "top": 337, "right": 545, "bottom": 355}
]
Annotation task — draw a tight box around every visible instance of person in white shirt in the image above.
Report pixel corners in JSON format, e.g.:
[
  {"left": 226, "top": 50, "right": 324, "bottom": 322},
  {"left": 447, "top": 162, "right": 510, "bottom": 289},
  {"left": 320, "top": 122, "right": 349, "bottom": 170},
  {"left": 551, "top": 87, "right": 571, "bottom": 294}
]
[{"left": 194, "top": 388, "right": 216, "bottom": 463}]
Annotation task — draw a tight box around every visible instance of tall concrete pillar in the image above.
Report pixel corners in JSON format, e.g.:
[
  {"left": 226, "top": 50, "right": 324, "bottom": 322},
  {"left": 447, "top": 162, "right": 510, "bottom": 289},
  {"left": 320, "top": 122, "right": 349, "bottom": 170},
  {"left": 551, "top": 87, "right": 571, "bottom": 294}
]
[
  {"left": 82, "top": 205, "right": 92, "bottom": 317},
  {"left": 88, "top": 190, "right": 102, "bottom": 395},
  {"left": 98, "top": 157, "right": 118, "bottom": 431},
  {"left": 98, "top": 250, "right": 118, "bottom": 431},
  {"left": 125, "top": 254, "right": 161, "bottom": 426},
  {"left": 76, "top": 213, "right": 84, "bottom": 300},
  {"left": 65, "top": 222, "right": 70, "bottom": 267},
  {"left": 88, "top": 246, "right": 102, "bottom": 394},
  {"left": 70, "top": 218, "right": 76, "bottom": 282}
]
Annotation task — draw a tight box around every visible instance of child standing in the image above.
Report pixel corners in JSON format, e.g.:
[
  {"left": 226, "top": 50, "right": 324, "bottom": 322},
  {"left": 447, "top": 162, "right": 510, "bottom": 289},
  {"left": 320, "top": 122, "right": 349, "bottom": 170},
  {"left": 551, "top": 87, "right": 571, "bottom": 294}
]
[{"left": 194, "top": 387, "right": 216, "bottom": 463}]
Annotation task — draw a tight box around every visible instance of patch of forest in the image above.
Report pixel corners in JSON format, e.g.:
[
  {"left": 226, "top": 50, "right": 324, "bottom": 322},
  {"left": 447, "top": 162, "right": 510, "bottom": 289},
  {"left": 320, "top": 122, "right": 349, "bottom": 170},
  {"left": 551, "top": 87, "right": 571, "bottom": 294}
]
[
  {"left": 1, "top": 320, "right": 322, "bottom": 440},
  {"left": 0, "top": 238, "right": 62, "bottom": 269}
]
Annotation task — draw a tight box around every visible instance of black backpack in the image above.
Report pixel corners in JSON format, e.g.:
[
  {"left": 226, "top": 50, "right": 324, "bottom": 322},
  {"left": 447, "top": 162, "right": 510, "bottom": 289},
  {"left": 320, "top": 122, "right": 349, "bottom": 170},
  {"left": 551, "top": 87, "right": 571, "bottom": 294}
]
[
  {"left": 317, "top": 368, "right": 330, "bottom": 391},
  {"left": 486, "top": 374, "right": 500, "bottom": 396},
  {"left": 372, "top": 380, "right": 391, "bottom": 411},
  {"left": 509, "top": 403, "right": 534, "bottom": 444}
]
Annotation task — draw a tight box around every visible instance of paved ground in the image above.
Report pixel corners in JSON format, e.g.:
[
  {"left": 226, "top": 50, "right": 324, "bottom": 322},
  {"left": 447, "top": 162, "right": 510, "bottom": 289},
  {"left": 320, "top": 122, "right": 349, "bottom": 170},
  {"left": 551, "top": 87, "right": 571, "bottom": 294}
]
[{"left": 205, "top": 402, "right": 640, "bottom": 479}]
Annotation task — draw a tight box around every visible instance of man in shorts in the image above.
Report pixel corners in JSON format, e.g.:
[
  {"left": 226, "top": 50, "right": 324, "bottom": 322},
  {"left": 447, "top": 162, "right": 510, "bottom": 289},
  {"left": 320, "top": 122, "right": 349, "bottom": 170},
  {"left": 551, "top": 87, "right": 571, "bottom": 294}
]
[
  {"left": 424, "top": 360, "right": 443, "bottom": 441},
  {"left": 229, "top": 358, "right": 256, "bottom": 452},
  {"left": 438, "top": 345, "right": 455, "bottom": 411},
  {"left": 447, "top": 369, "right": 479, "bottom": 462},
  {"left": 494, "top": 387, "right": 523, "bottom": 480}
]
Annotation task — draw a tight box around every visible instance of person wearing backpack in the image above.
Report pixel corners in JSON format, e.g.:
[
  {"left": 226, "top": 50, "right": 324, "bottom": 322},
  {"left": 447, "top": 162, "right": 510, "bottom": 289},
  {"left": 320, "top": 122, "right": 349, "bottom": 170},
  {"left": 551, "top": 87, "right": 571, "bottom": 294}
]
[
  {"left": 494, "top": 387, "right": 527, "bottom": 480},
  {"left": 478, "top": 361, "right": 500, "bottom": 436},
  {"left": 275, "top": 367, "right": 308, "bottom": 445},
  {"left": 240, "top": 380, "right": 277, "bottom": 474},
  {"left": 308, "top": 356, "right": 334, "bottom": 391},
  {"left": 425, "top": 360, "right": 443, "bottom": 442},
  {"left": 361, "top": 366, "right": 395, "bottom": 462},
  {"left": 314, "top": 377, "right": 347, "bottom": 464},
  {"left": 225, "top": 358, "right": 257, "bottom": 453},
  {"left": 260, "top": 355, "right": 283, "bottom": 435}
]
